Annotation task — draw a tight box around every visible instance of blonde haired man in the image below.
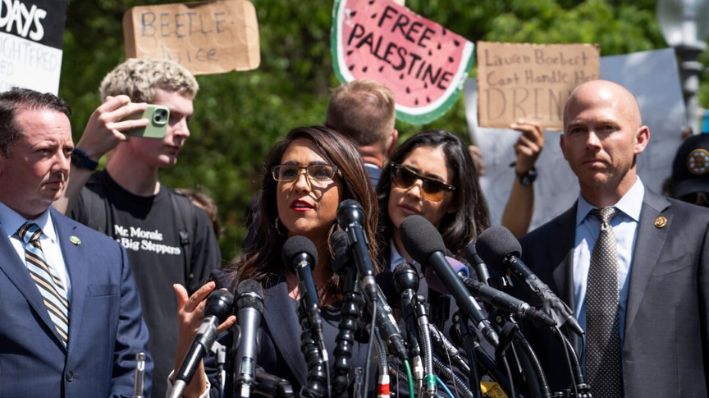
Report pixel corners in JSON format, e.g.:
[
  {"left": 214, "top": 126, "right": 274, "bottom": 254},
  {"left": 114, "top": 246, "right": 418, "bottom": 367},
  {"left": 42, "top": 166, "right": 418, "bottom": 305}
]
[{"left": 54, "top": 58, "right": 220, "bottom": 398}]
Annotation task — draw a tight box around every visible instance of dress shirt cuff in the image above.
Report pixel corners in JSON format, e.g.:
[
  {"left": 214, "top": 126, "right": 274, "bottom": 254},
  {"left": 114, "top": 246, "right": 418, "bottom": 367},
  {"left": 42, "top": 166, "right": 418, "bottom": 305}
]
[{"left": 165, "top": 370, "right": 210, "bottom": 398}]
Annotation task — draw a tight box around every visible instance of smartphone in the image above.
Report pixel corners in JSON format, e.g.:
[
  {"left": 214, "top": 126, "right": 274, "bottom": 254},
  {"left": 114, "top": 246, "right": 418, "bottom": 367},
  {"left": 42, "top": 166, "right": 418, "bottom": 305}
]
[{"left": 125, "top": 105, "right": 170, "bottom": 139}]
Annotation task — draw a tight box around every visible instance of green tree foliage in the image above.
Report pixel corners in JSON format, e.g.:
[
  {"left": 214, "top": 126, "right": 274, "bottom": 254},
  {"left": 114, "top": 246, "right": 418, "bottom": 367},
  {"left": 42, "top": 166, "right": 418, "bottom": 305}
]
[{"left": 60, "top": 0, "right": 708, "bottom": 261}]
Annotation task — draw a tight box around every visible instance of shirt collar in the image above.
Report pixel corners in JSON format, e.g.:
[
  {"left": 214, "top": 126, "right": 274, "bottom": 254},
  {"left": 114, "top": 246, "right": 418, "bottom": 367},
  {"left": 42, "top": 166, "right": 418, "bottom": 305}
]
[
  {"left": 390, "top": 240, "right": 406, "bottom": 270},
  {"left": 576, "top": 177, "right": 645, "bottom": 225},
  {"left": 0, "top": 202, "right": 55, "bottom": 242}
]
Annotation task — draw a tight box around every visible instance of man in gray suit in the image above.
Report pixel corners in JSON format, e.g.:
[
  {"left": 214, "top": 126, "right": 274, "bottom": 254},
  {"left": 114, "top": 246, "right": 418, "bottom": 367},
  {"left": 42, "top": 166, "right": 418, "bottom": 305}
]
[{"left": 520, "top": 80, "right": 709, "bottom": 397}]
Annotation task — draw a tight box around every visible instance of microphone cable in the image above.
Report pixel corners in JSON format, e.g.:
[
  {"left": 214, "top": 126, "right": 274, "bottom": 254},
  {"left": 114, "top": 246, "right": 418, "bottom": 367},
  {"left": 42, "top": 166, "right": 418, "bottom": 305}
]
[
  {"left": 413, "top": 295, "right": 436, "bottom": 397},
  {"left": 431, "top": 354, "right": 475, "bottom": 398},
  {"left": 554, "top": 325, "right": 592, "bottom": 398},
  {"left": 374, "top": 331, "right": 391, "bottom": 398},
  {"left": 435, "top": 374, "right": 456, "bottom": 398},
  {"left": 363, "top": 298, "right": 377, "bottom": 397}
]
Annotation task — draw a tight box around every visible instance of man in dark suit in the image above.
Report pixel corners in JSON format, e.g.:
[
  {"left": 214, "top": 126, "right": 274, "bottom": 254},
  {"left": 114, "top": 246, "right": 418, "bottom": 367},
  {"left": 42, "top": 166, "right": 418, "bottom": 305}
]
[
  {"left": 520, "top": 80, "right": 709, "bottom": 397},
  {"left": 0, "top": 88, "right": 152, "bottom": 397}
]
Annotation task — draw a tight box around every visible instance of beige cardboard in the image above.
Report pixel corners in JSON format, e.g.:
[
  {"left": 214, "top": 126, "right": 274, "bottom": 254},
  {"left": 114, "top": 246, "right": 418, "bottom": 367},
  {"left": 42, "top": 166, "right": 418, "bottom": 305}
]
[
  {"left": 123, "top": 0, "right": 260, "bottom": 75},
  {"left": 476, "top": 41, "right": 599, "bottom": 130}
]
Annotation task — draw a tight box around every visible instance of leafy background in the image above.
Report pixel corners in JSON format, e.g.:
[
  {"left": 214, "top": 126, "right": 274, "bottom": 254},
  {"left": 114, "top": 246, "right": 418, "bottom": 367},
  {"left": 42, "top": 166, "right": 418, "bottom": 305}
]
[{"left": 60, "top": 0, "right": 708, "bottom": 261}]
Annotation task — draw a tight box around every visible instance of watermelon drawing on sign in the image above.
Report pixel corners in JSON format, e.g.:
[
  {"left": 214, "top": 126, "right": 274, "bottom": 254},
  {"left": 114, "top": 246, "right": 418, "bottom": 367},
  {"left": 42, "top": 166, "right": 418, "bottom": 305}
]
[{"left": 331, "top": 0, "right": 474, "bottom": 124}]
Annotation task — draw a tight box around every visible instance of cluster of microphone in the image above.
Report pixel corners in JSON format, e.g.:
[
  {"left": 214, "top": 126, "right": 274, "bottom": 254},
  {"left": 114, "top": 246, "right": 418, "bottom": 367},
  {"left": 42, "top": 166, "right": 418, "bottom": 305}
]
[{"left": 170, "top": 199, "right": 592, "bottom": 398}]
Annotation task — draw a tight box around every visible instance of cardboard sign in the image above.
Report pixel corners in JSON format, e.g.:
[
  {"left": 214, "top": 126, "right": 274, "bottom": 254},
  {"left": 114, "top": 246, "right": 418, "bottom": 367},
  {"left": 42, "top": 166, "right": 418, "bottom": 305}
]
[
  {"left": 476, "top": 41, "right": 600, "bottom": 130},
  {"left": 466, "top": 48, "right": 685, "bottom": 229},
  {"left": 123, "top": 0, "right": 260, "bottom": 75},
  {"left": 331, "top": 0, "right": 474, "bottom": 124},
  {"left": 0, "top": 0, "right": 67, "bottom": 94}
]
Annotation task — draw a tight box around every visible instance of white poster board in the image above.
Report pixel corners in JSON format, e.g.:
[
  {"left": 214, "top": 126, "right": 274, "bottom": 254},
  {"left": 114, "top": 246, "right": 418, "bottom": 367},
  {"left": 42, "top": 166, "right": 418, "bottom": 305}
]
[
  {"left": 0, "top": 0, "right": 67, "bottom": 94},
  {"left": 466, "top": 48, "right": 686, "bottom": 230}
]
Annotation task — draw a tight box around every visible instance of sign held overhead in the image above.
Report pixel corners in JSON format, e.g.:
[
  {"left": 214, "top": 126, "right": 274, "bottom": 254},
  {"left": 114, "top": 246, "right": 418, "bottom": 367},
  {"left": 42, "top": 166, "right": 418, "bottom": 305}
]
[
  {"left": 123, "top": 0, "right": 260, "bottom": 75},
  {"left": 476, "top": 41, "right": 600, "bottom": 130}
]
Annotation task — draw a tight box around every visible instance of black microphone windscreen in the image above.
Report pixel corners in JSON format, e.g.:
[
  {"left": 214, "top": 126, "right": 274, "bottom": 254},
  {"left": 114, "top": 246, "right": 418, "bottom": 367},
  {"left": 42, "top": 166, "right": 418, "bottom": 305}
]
[
  {"left": 205, "top": 289, "right": 235, "bottom": 321},
  {"left": 282, "top": 235, "right": 318, "bottom": 267},
  {"left": 330, "top": 229, "right": 350, "bottom": 274},
  {"left": 236, "top": 279, "right": 264, "bottom": 313},
  {"left": 476, "top": 226, "right": 522, "bottom": 269},
  {"left": 393, "top": 263, "right": 419, "bottom": 293},
  {"left": 400, "top": 215, "right": 446, "bottom": 264},
  {"left": 336, "top": 199, "right": 364, "bottom": 229}
]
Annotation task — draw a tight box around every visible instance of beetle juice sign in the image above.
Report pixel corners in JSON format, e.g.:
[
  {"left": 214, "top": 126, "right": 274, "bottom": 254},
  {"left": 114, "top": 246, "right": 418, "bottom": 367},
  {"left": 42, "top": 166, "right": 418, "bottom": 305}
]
[{"left": 331, "top": 0, "right": 474, "bottom": 124}]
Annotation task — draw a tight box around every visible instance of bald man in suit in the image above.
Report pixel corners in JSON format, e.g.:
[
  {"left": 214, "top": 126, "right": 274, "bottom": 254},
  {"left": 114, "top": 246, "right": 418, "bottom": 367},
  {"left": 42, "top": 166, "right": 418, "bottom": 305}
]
[{"left": 520, "top": 80, "right": 709, "bottom": 397}]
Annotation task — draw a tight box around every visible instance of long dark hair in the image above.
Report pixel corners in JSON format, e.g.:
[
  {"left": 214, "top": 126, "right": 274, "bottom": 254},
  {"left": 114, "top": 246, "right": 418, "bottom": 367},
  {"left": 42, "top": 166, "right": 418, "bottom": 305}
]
[
  {"left": 228, "top": 126, "right": 379, "bottom": 303},
  {"left": 377, "top": 130, "right": 490, "bottom": 257}
]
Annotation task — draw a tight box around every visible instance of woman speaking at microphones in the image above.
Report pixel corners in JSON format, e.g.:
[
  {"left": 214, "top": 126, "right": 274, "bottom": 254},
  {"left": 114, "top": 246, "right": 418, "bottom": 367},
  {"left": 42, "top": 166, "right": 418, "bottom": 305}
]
[{"left": 169, "top": 126, "right": 379, "bottom": 398}]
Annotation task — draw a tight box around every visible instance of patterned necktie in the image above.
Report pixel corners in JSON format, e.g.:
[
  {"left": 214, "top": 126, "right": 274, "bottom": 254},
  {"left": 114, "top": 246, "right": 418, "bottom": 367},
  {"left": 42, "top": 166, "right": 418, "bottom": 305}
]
[
  {"left": 16, "top": 223, "right": 70, "bottom": 346},
  {"left": 585, "top": 207, "right": 623, "bottom": 397}
]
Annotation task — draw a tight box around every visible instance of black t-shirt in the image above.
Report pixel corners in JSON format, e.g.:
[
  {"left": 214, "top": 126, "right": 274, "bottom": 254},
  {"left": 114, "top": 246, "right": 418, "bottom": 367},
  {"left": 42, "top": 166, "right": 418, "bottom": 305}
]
[{"left": 69, "top": 170, "right": 221, "bottom": 398}]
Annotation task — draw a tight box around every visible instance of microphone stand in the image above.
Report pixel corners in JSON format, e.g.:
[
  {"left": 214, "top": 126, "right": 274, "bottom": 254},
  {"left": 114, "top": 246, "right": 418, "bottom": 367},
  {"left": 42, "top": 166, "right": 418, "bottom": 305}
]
[
  {"left": 333, "top": 265, "right": 364, "bottom": 397},
  {"left": 297, "top": 302, "right": 327, "bottom": 398},
  {"left": 214, "top": 343, "right": 227, "bottom": 398},
  {"left": 454, "top": 313, "right": 483, "bottom": 398},
  {"left": 132, "top": 352, "right": 146, "bottom": 398}
]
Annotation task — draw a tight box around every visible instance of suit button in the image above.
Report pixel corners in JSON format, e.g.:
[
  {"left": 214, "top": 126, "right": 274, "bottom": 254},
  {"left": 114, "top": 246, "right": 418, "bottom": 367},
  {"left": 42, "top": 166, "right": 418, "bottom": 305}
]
[{"left": 65, "top": 371, "right": 74, "bottom": 382}]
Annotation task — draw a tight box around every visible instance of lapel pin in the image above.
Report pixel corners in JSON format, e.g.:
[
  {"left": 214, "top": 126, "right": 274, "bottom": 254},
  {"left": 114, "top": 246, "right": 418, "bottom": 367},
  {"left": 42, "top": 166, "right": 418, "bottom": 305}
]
[
  {"left": 69, "top": 235, "right": 81, "bottom": 245},
  {"left": 654, "top": 216, "right": 668, "bottom": 229}
]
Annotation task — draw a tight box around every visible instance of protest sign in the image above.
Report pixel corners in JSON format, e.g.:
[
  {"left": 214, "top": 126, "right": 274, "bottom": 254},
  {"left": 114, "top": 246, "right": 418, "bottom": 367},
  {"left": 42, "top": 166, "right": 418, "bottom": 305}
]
[
  {"left": 466, "top": 48, "right": 685, "bottom": 229},
  {"left": 123, "top": 0, "right": 260, "bottom": 75},
  {"left": 331, "top": 0, "right": 473, "bottom": 124},
  {"left": 0, "top": 0, "right": 67, "bottom": 94},
  {"left": 476, "top": 41, "right": 600, "bottom": 130}
]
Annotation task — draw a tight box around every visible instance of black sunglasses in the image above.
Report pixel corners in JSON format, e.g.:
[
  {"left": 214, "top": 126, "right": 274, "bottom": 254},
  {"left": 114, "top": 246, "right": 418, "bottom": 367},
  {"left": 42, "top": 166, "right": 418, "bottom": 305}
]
[{"left": 390, "top": 163, "right": 455, "bottom": 202}]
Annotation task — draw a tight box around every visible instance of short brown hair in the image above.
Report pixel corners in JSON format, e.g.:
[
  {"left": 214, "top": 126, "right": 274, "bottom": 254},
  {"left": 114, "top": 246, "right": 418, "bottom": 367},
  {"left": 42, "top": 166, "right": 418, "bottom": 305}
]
[
  {"left": 99, "top": 58, "right": 199, "bottom": 102},
  {"left": 0, "top": 88, "right": 70, "bottom": 157},
  {"left": 326, "top": 80, "right": 395, "bottom": 149}
]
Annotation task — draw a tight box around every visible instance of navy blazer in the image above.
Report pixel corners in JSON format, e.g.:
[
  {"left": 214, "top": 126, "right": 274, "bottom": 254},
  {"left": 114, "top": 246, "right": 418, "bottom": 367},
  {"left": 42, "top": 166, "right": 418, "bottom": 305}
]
[
  {"left": 520, "top": 190, "right": 709, "bottom": 397},
  {"left": 0, "top": 208, "right": 152, "bottom": 397}
]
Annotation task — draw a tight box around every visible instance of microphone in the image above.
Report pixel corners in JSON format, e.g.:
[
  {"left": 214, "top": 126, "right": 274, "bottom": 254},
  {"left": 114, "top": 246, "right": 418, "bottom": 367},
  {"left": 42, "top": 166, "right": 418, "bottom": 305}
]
[
  {"left": 476, "top": 226, "right": 583, "bottom": 335},
  {"left": 336, "top": 199, "right": 378, "bottom": 300},
  {"left": 465, "top": 240, "right": 491, "bottom": 285},
  {"left": 393, "top": 264, "right": 423, "bottom": 381},
  {"left": 234, "top": 279, "right": 265, "bottom": 398},
  {"left": 282, "top": 236, "right": 321, "bottom": 320},
  {"left": 422, "top": 255, "right": 470, "bottom": 294},
  {"left": 458, "top": 273, "right": 556, "bottom": 327},
  {"left": 400, "top": 215, "right": 499, "bottom": 347},
  {"left": 337, "top": 199, "right": 409, "bottom": 363},
  {"left": 171, "top": 289, "right": 234, "bottom": 398},
  {"left": 281, "top": 236, "right": 328, "bottom": 362},
  {"left": 329, "top": 229, "right": 351, "bottom": 276}
]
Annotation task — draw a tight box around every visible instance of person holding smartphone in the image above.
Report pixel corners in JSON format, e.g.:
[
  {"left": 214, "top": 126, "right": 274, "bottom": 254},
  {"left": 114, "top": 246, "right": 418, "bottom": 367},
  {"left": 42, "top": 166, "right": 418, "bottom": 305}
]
[{"left": 53, "top": 58, "right": 221, "bottom": 398}]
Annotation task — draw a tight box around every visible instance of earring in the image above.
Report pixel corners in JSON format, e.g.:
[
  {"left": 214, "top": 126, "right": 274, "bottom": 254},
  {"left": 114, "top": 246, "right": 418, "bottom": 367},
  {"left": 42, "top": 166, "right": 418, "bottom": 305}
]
[{"left": 274, "top": 217, "right": 284, "bottom": 235}]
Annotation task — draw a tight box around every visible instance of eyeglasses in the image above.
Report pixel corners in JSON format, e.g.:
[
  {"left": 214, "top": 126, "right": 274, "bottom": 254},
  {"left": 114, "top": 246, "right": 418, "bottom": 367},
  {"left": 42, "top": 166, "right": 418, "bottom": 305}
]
[
  {"left": 271, "top": 164, "right": 338, "bottom": 185},
  {"left": 390, "top": 162, "right": 455, "bottom": 202}
]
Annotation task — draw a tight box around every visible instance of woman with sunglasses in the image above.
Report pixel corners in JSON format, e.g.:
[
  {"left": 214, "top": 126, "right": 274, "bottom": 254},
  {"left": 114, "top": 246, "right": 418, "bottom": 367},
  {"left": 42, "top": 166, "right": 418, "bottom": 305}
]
[
  {"left": 376, "top": 130, "right": 490, "bottom": 327},
  {"left": 378, "top": 130, "right": 489, "bottom": 263},
  {"left": 169, "top": 126, "right": 379, "bottom": 397}
]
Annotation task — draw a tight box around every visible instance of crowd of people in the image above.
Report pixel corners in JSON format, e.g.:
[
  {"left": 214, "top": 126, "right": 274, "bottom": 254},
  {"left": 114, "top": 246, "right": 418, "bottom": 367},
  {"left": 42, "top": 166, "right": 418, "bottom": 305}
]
[{"left": 0, "top": 56, "right": 707, "bottom": 398}]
